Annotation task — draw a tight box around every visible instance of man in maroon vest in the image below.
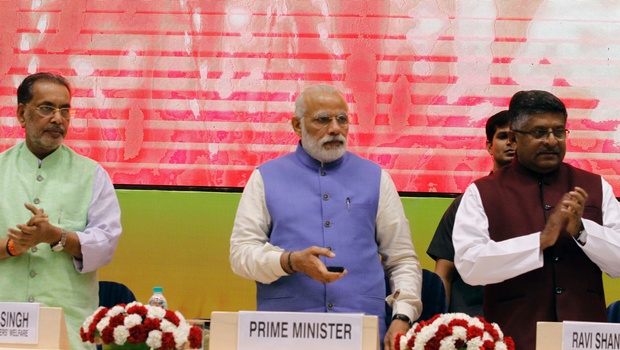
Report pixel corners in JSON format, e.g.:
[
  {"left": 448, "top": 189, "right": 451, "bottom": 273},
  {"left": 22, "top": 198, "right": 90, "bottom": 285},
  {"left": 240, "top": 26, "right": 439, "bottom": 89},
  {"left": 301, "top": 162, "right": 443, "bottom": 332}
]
[{"left": 452, "top": 90, "right": 620, "bottom": 350}]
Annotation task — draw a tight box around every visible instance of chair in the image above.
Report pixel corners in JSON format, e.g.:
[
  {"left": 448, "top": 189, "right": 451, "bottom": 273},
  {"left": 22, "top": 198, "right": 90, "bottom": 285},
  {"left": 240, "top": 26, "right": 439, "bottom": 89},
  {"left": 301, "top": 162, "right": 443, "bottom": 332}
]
[
  {"left": 98, "top": 281, "right": 137, "bottom": 308},
  {"left": 415, "top": 269, "right": 448, "bottom": 322},
  {"left": 385, "top": 269, "right": 448, "bottom": 327},
  {"left": 607, "top": 300, "right": 620, "bottom": 323}
]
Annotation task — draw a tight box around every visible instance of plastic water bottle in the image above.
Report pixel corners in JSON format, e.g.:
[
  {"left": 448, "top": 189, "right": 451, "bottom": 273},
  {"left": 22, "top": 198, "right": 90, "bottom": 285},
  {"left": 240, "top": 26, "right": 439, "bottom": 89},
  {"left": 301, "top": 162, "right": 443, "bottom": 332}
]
[{"left": 147, "top": 286, "right": 168, "bottom": 309}]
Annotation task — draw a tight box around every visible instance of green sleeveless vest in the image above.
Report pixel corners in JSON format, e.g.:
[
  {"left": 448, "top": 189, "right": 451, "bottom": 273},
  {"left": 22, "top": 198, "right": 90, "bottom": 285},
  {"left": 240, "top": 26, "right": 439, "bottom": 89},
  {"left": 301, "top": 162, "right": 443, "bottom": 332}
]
[{"left": 0, "top": 142, "right": 97, "bottom": 350}]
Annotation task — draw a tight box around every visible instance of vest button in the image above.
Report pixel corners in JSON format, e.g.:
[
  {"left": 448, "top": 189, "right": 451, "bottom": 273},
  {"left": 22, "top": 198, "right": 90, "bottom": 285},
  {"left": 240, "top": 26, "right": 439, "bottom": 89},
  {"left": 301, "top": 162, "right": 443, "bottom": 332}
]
[
  {"left": 33, "top": 198, "right": 40, "bottom": 205},
  {"left": 28, "top": 296, "right": 34, "bottom": 303},
  {"left": 320, "top": 171, "right": 327, "bottom": 176},
  {"left": 327, "top": 302, "right": 334, "bottom": 310},
  {"left": 553, "top": 256, "right": 560, "bottom": 262},
  {"left": 323, "top": 194, "right": 329, "bottom": 200},
  {"left": 544, "top": 205, "right": 552, "bottom": 211},
  {"left": 325, "top": 221, "right": 331, "bottom": 227},
  {"left": 555, "top": 287, "right": 564, "bottom": 294},
  {"left": 36, "top": 175, "right": 44, "bottom": 181}
]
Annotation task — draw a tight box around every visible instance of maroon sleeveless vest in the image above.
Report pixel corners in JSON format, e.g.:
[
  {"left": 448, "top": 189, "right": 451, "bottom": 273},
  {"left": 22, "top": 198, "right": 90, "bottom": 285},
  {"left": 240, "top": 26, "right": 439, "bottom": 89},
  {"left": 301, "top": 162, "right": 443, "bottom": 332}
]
[{"left": 474, "top": 158, "right": 606, "bottom": 350}]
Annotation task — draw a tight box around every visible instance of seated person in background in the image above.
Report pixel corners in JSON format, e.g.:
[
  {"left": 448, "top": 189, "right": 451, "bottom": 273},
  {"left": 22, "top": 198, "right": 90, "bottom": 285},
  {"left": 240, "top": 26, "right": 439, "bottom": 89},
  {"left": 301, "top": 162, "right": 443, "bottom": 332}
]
[
  {"left": 230, "top": 84, "right": 422, "bottom": 350},
  {"left": 0, "top": 72, "right": 122, "bottom": 349},
  {"left": 427, "top": 110, "right": 513, "bottom": 316},
  {"left": 453, "top": 90, "right": 620, "bottom": 350}
]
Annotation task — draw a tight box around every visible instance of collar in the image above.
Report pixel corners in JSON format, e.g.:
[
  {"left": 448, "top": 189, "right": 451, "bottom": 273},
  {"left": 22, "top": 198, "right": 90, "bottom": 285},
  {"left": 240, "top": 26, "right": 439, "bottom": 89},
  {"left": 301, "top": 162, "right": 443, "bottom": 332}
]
[
  {"left": 19, "top": 142, "right": 64, "bottom": 169},
  {"left": 512, "top": 154, "right": 562, "bottom": 183}
]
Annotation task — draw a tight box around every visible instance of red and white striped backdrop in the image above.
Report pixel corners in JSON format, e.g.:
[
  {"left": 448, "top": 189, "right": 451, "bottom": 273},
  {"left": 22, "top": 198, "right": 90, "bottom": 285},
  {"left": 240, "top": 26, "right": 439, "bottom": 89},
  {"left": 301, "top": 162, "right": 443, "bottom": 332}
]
[{"left": 1, "top": 1, "right": 619, "bottom": 193}]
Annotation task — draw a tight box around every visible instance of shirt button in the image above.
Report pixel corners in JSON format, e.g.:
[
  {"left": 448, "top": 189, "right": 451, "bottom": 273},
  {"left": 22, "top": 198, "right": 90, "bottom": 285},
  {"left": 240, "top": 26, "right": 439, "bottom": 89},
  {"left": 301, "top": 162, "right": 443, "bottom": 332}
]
[
  {"left": 326, "top": 246, "right": 333, "bottom": 251},
  {"left": 323, "top": 194, "right": 329, "bottom": 200},
  {"left": 36, "top": 175, "right": 44, "bottom": 181},
  {"left": 324, "top": 221, "right": 331, "bottom": 227},
  {"left": 327, "top": 303, "right": 334, "bottom": 310},
  {"left": 555, "top": 287, "right": 564, "bottom": 294},
  {"left": 33, "top": 198, "right": 40, "bottom": 204},
  {"left": 31, "top": 247, "right": 38, "bottom": 253},
  {"left": 554, "top": 256, "right": 560, "bottom": 262},
  {"left": 320, "top": 171, "right": 326, "bottom": 176},
  {"left": 29, "top": 270, "right": 37, "bottom": 278},
  {"left": 544, "top": 205, "right": 552, "bottom": 211},
  {"left": 28, "top": 296, "right": 34, "bottom": 303}
]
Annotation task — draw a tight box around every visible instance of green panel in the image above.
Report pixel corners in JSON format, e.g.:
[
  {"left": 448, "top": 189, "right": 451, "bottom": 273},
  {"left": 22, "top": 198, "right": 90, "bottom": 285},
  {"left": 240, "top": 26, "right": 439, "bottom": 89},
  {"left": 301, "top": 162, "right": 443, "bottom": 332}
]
[{"left": 100, "top": 190, "right": 620, "bottom": 319}]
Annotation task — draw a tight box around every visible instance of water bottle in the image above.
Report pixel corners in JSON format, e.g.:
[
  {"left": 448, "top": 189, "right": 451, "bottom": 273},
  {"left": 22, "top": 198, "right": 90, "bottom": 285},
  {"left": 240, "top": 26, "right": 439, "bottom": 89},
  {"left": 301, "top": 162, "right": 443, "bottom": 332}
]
[{"left": 147, "top": 286, "right": 168, "bottom": 309}]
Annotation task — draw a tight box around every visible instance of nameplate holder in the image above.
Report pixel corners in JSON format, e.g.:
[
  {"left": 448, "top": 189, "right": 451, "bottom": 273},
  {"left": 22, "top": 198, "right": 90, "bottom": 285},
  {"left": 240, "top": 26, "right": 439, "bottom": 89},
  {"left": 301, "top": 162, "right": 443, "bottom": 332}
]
[
  {"left": 562, "top": 320, "right": 620, "bottom": 350},
  {"left": 237, "top": 311, "right": 364, "bottom": 350},
  {"left": 0, "top": 302, "right": 39, "bottom": 345}
]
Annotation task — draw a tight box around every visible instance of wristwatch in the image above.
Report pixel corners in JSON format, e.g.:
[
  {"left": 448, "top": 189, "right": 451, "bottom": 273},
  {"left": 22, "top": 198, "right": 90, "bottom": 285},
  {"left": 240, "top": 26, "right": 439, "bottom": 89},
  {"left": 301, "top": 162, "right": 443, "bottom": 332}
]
[
  {"left": 51, "top": 230, "right": 67, "bottom": 252},
  {"left": 392, "top": 314, "right": 413, "bottom": 326}
]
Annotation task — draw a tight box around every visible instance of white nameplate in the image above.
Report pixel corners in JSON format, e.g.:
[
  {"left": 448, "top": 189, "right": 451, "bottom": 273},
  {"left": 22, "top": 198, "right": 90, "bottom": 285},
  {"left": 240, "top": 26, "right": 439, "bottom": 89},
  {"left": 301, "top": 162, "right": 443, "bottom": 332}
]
[
  {"left": 0, "top": 302, "right": 40, "bottom": 344},
  {"left": 562, "top": 320, "right": 620, "bottom": 350},
  {"left": 238, "top": 311, "right": 363, "bottom": 350}
]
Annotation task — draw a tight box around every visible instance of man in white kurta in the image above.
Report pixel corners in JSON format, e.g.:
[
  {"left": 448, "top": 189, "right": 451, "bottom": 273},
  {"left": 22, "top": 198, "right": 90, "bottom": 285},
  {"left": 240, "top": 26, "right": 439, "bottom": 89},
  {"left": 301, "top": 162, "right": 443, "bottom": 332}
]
[{"left": 453, "top": 90, "right": 620, "bottom": 350}]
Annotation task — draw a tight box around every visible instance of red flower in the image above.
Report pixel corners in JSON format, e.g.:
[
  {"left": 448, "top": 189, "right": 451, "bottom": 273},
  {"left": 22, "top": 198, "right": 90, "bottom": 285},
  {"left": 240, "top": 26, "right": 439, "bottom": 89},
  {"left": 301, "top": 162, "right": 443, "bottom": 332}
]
[
  {"left": 407, "top": 334, "right": 416, "bottom": 349},
  {"left": 449, "top": 319, "right": 468, "bottom": 328},
  {"left": 164, "top": 310, "right": 180, "bottom": 327},
  {"left": 482, "top": 339, "right": 496, "bottom": 349},
  {"left": 505, "top": 336, "right": 516, "bottom": 350},
  {"left": 394, "top": 334, "right": 404, "bottom": 350},
  {"left": 109, "top": 314, "right": 125, "bottom": 328},
  {"left": 483, "top": 322, "right": 500, "bottom": 340},
  {"left": 188, "top": 326, "right": 203, "bottom": 349},
  {"left": 126, "top": 304, "right": 148, "bottom": 317},
  {"left": 101, "top": 326, "right": 115, "bottom": 344},
  {"left": 161, "top": 332, "right": 176, "bottom": 349},
  {"left": 435, "top": 324, "right": 452, "bottom": 339},
  {"left": 127, "top": 324, "right": 148, "bottom": 344},
  {"left": 467, "top": 325, "right": 484, "bottom": 340},
  {"left": 143, "top": 317, "right": 161, "bottom": 332}
]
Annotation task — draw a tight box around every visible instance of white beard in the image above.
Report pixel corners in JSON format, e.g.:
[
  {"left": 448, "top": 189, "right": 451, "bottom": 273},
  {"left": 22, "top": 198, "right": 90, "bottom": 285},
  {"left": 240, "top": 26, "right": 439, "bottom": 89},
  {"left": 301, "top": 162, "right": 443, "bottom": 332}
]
[{"left": 301, "top": 126, "right": 347, "bottom": 163}]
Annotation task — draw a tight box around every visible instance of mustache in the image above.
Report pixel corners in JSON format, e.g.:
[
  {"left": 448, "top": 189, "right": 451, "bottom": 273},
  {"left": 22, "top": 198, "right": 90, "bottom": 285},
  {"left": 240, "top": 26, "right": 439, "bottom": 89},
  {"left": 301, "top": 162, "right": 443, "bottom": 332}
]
[
  {"left": 320, "top": 134, "right": 347, "bottom": 144},
  {"left": 44, "top": 126, "right": 65, "bottom": 134}
]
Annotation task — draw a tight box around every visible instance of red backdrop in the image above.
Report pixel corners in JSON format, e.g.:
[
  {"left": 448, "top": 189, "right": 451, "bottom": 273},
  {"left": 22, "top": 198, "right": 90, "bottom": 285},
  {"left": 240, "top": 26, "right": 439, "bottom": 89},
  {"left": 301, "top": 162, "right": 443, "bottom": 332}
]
[{"left": 1, "top": 1, "right": 619, "bottom": 193}]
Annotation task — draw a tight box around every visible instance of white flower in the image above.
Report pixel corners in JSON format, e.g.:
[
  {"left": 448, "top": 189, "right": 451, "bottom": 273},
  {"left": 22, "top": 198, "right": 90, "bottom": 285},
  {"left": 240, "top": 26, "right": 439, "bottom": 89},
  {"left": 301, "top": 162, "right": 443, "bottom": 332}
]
[
  {"left": 124, "top": 314, "right": 142, "bottom": 328},
  {"left": 108, "top": 305, "right": 125, "bottom": 317},
  {"left": 147, "top": 305, "right": 166, "bottom": 319},
  {"left": 113, "top": 326, "right": 129, "bottom": 345},
  {"left": 146, "top": 330, "right": 163, "bottom": 349},
  {"left": 173, "top": 324, "right": 191, "bottom": 349},
  {"left": 96, "top": 316, "right": 111, "bottom": 333}
]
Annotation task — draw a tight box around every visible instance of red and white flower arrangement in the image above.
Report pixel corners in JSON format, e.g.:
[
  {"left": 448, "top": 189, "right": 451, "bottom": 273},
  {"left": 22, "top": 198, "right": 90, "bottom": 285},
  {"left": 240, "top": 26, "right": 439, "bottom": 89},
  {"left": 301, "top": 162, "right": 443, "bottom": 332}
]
[
  {"left": 80, "top": 301, "right": 203, "bottom": 350},
  {"left": 395, "top": 313, "right": 515, "bottom": 350}
]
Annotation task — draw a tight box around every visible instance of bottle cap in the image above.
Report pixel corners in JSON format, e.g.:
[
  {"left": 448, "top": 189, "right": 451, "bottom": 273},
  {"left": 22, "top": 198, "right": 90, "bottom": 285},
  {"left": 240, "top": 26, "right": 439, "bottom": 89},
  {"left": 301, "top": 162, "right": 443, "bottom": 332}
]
[{"left": 153, "top": 286, "right": 163, "bottom": 293}]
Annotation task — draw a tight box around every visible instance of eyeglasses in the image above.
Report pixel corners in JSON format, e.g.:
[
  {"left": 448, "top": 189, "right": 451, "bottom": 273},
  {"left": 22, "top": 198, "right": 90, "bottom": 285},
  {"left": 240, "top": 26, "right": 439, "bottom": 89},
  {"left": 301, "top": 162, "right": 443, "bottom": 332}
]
[
  {"left": 512, "top": 127, "right": 569, "bottom": 140},
  {"left": 29, "top": 104, "right": 73, "bottom": 119},
  {"left": 310, "top": 113, "right": 349, "bottom": 127}
]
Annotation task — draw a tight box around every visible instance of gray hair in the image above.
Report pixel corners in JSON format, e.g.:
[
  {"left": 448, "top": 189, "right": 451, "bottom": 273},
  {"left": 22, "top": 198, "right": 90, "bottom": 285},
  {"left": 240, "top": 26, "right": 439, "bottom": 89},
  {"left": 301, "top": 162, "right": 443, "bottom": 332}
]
[
  {"left": 508, "top": 90, "right": 567, "bottom": 130},
  {"left": 294, "top": 84, "right": 344, "bottom": 121}
]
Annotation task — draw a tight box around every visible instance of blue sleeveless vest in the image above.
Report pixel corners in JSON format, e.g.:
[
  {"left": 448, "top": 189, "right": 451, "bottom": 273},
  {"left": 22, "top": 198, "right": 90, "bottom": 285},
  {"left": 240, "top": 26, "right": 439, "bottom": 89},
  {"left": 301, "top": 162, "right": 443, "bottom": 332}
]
[{"left": 257, "top": 143, "right": 386, "bottom": 336}]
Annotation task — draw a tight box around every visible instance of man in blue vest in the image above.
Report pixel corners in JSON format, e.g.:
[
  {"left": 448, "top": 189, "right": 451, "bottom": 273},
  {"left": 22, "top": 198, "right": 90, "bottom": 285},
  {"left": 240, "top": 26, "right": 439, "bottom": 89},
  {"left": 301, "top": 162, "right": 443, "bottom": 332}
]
[
  {"left": 230, "top": 84, "right": 422, "bottom": 350},
  {"left": 453, "top": 90, "right": 620, "bottom": 350},
  {"left": 0, "top": 72, "right": 122, "bottom": 349}
]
